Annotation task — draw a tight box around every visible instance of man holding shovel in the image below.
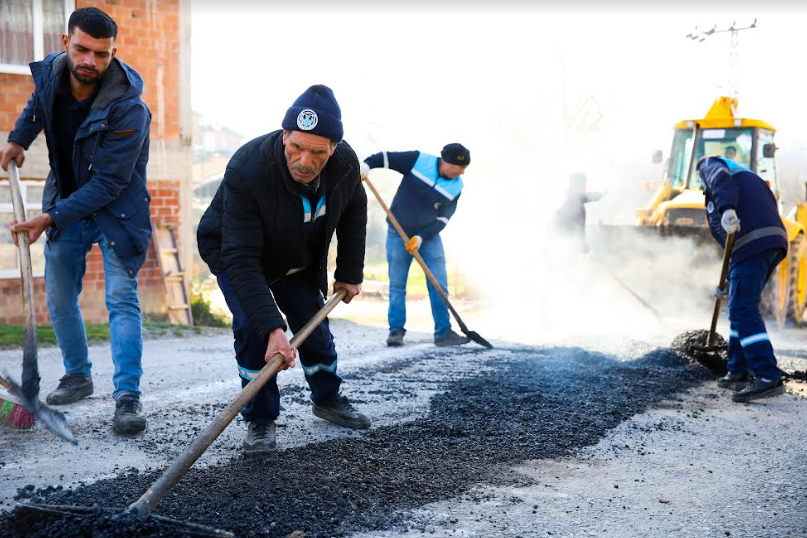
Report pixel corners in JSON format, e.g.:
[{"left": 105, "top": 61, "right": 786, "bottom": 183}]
[
  {"left": 197, "top": 85, "right": 369, "bottom": 454},
  {"left": 361, "top": 144, "right": 471, "bottom": 347},
  {"left": 0, "top": 8, "right": 151, "bottom": 435},
  {"left": 698, "top": 156, "right": 788, "bottom": 402}
]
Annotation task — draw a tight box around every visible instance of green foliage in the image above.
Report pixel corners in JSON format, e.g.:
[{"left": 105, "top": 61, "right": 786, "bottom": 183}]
[
  {"left": 0, "top": 323, "right": 109, "bottom": 347},
  {"left": 191, "top": 296, "right": 229, "bottom": 328}
]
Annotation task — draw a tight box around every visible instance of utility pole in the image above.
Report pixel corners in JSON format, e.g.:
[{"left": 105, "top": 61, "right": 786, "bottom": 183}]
[{"left": 686, "top": 19, "right": 757, "bottom": 99}]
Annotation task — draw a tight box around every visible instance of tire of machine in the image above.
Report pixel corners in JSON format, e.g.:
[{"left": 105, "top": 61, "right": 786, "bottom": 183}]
[
  {"left": 761, "top": 254, "right": 789, "bottom": 329},
  {"left": 788, "top": 233, "right": 807, "bottom": 324}
]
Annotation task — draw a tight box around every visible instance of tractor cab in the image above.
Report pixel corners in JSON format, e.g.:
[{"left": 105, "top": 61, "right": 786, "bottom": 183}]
[
  {"left": 637, "top": 96, "right": 780, "bottom": 228},
  {"left": 668, "top": 97, "right": 779, "bottom": 195}
]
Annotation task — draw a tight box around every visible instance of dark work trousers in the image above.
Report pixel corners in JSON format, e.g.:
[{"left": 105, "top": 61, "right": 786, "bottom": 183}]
[
  {"left": 727, "top": 249, "right": 785, "bottom": 381},
  {"left": 216, "top": 271, "right": 341, "bottom": 422}
]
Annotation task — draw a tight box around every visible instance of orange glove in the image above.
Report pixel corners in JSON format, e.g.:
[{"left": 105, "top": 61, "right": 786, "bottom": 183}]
[{"left": 405, "top": 235, "right": 422, "bottom": 254}]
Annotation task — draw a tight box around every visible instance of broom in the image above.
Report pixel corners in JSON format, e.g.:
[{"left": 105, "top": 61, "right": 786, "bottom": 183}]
[{"left": 0, "top": 374, "right": 35, "bottom": 429}]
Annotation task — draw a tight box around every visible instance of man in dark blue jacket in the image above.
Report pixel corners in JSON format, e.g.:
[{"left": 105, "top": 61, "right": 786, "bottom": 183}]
[
  {"left": 197, "top": 85, "right": 369, "bottom": 454},
  {"left": 0, "top": 8, "right": 151, "bottom": 434},
  {"left": 698, "top": 156, "right": 787, "bottom": 402},
  {"left": 361, "top": 144, "right": 471, "bottom": 347}
]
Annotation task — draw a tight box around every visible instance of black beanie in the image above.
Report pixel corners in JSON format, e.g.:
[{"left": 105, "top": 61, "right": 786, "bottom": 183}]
[
  {"left": 281, "top": 84, "right": 343, "bottom": 143},
  {"left": 441, "top": 143, "right": 471, "bottom": 166}
]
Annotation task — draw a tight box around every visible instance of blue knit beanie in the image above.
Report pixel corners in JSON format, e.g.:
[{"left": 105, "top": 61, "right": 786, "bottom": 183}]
[{"left": 281, "top": 84, "right": 343, "bottom": 143}]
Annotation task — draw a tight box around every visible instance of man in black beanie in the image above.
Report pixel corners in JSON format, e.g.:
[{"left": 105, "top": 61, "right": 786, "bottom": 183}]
[
  {"left": 197, "top": 85, "right": 369, "bottom": 454},
  {"left": 360, "top": 143, "right": 471, "bottom": 347}
]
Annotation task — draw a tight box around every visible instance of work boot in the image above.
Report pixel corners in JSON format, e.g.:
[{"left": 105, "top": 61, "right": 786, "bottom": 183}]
[
  {"left": 45, "top": 373, "right": 93, "bottom": 405},
  {"left": 312, "top": 395, "right": 371, "bottom": 429},
  {"left": 243, "top": 421, "right": 277, "bottom": 454},
  {"left": 386, "top": 329, "right": 405, "bottom": 347},
  {"left": 717, "top": 371, "right": 752, "bottom": 391},
  {"left": 732, "top": 378, "right": 785, "bottom": 403},
  {"left": 113, "top": 394, "right": 146, "bottom": 435},
  {"left": 434, "top": 329, "right": 471, "bottom": 347}
]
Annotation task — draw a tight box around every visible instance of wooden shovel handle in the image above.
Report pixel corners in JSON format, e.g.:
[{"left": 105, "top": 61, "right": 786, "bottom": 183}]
[
  {"left": 362, "top": 175, "right": 468, "bottom": 333},
  {"left": 128, "top": 288, "right": 347, "bottom": 516},
  {"left": 707, "top": 232, "right": 735, "bottom": 347},
  {"left": 8, "top": 162, "right": 38, "bottom": 396}
]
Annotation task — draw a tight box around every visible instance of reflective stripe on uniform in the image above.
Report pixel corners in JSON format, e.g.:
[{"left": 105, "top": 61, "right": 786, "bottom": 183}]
[
  {"left": 740, "top": 332, "right": 770, "bottom": 347},
  {"left": 238, "top": 365, "right": 261, "bottom": 380},
  {"left": 301, "top": 360, "right": 338, "bottom": 376},
  {"left": 732, "top": 226, "right": 788, "bottom": 252}
]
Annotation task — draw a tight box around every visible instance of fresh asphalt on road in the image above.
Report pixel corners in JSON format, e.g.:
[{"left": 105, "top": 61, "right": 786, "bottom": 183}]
[{"left": 0, "top": 298, "right": 805, "bottom": 537}]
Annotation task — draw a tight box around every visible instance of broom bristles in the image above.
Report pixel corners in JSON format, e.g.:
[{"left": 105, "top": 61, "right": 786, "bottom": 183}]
[{"left": 0, "top": 396, "right": 35, "bottom": 429}]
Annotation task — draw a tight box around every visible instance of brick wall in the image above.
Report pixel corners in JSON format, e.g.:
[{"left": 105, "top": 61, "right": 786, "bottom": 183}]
[{"left": 0, "top": 0, "right": 189, "bottom": 325}]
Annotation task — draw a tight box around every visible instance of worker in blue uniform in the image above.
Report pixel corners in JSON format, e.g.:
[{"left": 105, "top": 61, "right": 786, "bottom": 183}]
[
  {"left": 698, "top": 156, "right": 787, "bottom": 402},
  {"left": 361, "top": 144, "right": 471, "bottom": 347}
]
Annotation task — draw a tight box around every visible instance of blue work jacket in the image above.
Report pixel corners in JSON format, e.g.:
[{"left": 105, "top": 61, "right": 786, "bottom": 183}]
[{"left": 9, "top": 53, "right": 152, "bottom": 275}]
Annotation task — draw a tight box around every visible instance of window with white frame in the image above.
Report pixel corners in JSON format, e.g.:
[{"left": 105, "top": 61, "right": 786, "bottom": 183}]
[
  {"left": 0, "top": 0, "right": 75, "bottom": 75},
  {"left": 0, "top": 180, "right": 46, "bottom": 278}
]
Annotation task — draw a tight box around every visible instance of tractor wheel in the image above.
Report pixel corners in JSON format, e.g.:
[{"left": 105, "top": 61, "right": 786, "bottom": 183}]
[
  {"left": 762, "top": 255, "right": 789, "bottom": 329},
  {"left": 788, "top": 233, "right": 807, "bottom": 324}
]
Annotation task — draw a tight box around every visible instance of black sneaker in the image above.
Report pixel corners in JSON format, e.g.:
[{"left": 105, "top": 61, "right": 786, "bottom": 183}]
[
  {"left": 243, "top": 421, "right": 277, "bottom": 454},
  {"left": 717, "top": 371, "right": 751, "bottom": 391},
  {"left": 45, "top": 373, "right": 93, "bottom": 405},
  {"left": 113, "top": 394, "right": 146, "bottom": 435},
  {"left": 434, "top": 330, "right": 471, "bottom": 347},
  {"left": 732, "top": 378, "right": 785, "bottom": 403},
  {"left": 386, "top": 329, "right": 405, "bottom": 347},
  {"left": 312, "top": 395, "right": 371, "bottom": 429}
]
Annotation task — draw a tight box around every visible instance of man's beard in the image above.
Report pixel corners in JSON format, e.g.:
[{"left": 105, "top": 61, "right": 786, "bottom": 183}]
[{"left": 67, "top": 56, "right": 103, "bottom": 84}]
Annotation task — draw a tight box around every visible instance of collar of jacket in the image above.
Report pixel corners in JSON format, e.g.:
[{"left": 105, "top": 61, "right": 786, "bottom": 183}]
[
  {"left": 262, "top": 129, "right": 356, "bottom": 196},
  {"left": 30, "top": 53, "right": 142, "bottom": 118}
]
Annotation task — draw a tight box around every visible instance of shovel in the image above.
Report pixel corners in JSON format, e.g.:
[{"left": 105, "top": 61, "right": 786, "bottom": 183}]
[
  {"left": 15, "top": 288, "right": 348, "bottom": 537},
  {"left": 6, "top": 162, "right": 76, "bottom": 443},
  {"left": 362, "top": 175, "right": 493, "bottom": 349},
  {"left": 688, "top": 232, "right": 735, "bottom": 354}
]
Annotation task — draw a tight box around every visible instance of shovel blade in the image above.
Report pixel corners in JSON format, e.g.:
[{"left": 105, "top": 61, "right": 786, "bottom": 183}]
[
  {"left": 32, "top": 401, "right": 77, "bottom": 445},
  {"left": 14, "top": 503, "right": 234, "bottom": 538},
  {"left": 463, "top": 330, "right": 494, "bottom": 349},
  {"left": 688, "top": 343, "right": 728, "bottom": 354}
]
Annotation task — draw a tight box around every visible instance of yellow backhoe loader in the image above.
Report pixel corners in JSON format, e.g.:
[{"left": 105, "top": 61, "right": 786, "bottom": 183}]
[{"left": 605, "top": 96, "right": 807, "bottom": 326}]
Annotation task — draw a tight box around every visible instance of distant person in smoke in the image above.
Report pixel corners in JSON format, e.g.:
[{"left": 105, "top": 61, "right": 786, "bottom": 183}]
[
  {"left": 360, "top": 144, "right": 471, "bottom": 348},
  {"left": 724, "top": 145, "right": 737, "bottom": 160},
  {"left": 698, "top": 155, "right": 787, "bottom": 402},
  {"left": 197, "top": 85, "right": 370, "bottom": 454},
  {"left": 554, "top": 172, "right": 604, "bottom": 253}
]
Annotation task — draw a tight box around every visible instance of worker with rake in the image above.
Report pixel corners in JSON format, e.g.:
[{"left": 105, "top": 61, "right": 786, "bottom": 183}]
[
  {"left": 698, "top": 156, "right": 787, "bottom": 402},
  {"left": 198, "top": 85, "right": 370, "bottom": 454},
  {"left": 361, "top": 144, "right": 471, "bottom": 348},
  {"left": 0, "top": 8, "right": 151, "bottom": 435}
]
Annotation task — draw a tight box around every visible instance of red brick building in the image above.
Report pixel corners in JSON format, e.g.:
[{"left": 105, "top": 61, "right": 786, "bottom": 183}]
[{"left": 0, "top": 0, "right": 192, "bottom": 324}]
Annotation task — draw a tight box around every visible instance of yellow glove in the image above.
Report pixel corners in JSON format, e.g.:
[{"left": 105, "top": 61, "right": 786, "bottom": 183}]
[{"left": 405, "top": 235, "right": 422, "bottom": 254}]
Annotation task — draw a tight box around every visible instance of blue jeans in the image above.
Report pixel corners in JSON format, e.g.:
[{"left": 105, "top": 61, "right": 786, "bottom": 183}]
[
  {"left": 216, "top": 271, "right": 341, "bottom": 423},
  {"left": 727, "top": 249, "right": 785, "bottom": 381},
  {"left": 386, "top": 227, "right": 451, "bottom": 336},
  {"left": 45, "top": 219, "right": 143, "bottom": 399}
]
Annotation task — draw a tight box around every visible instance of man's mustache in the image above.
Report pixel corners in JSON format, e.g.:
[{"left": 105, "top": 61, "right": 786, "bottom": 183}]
[{"left": 291, "top": 164, "right": 316, "bottom": 175}]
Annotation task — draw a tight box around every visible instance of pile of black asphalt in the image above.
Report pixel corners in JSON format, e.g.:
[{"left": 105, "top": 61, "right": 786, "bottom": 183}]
[
  {"left": 670, "top": 329, "right": 728, "bottom": 376},
  {"left": 2, "top": 344, "right": 710, "bottom": 537}
]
